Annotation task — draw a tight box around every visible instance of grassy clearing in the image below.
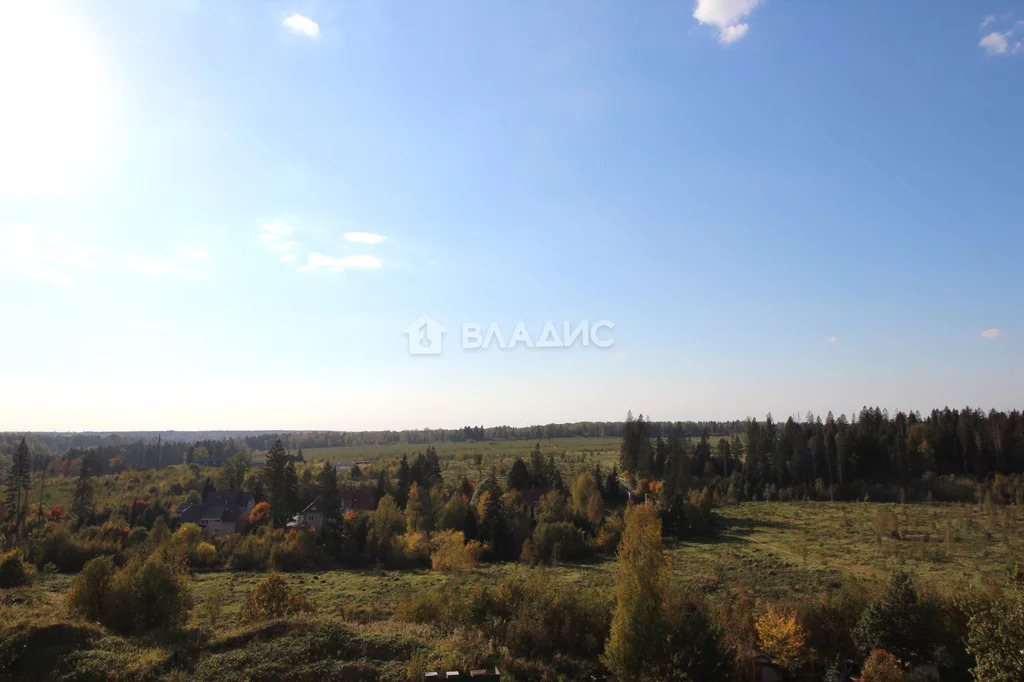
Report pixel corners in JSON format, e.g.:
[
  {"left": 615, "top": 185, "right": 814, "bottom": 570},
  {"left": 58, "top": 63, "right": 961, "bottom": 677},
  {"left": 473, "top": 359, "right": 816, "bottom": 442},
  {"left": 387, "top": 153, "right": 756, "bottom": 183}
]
[{"left": 5, "top": 500, "right": 1023, "bottom": 680}]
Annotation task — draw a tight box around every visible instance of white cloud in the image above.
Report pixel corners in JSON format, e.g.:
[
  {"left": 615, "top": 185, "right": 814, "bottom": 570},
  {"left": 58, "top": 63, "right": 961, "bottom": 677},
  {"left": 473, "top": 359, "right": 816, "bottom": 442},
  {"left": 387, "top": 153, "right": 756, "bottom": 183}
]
[
  {"left": 981, "top": 31, "right": 1010, "bottom": 55},
  {"left": 183, "top": 247, "right": 210, "bottom": 261},
  {"left": 719, "top": 23, "right": 750, "bottom": 44},
  {"left": 980, "top": 328, "right": 1007, "bottom": 339},
  {"left": 259, "top": 220, "right": 297, "bottom": 251},
  {"left": 122, "top": 254, "right": 189, "bottom": 276},
  {"left": 281, "top": 253, "right": 296, "bottom": 262},
  {"left": 282, "top": 13, "right": 319, "bottom": 37},
  {"left": 0, "top": 223, "right": 99, "bottom": 286},
  {"left": 693, "top": 0, "right": 762, "bottom": 45},
  {"left": 302, "top": 252, "right": 382, "bottom": 272},
  {"left": 135, "top": 320, "right": 170, "bottom": 332},
  {"left": 981, "top": 14, "right": 996, "bottom": 28},
  {"left": 826, "top": 336, "right": 839, "bottom": 343},
  {"left": 343, "top": 231, "right": 388, "bottom": 245}
]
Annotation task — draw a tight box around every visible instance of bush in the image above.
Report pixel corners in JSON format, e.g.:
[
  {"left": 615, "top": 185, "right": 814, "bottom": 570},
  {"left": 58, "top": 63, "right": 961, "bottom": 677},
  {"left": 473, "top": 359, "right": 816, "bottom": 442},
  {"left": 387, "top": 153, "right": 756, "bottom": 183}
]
[
  {"left": 531, "top": 521, "right": 596, "bottom": 564},
  {"left": 65, "top": 556, "right": 116, "bottom": 622},
  {"left": 192, "top": 541, "right": 218, "bottom": 568},
  {"left": 228, "top": 535, "right": 268, "bottom": 571},
  {"left": 858, "top": 649, "right": 906, "bottom": 682},
  {"left": 65, "top": 555, "right": 191, "bottom": 632},
  {"left": 240, "top": 573, "right": 314, "bottom": 623},
  {"left": 430, "top": 530, "right": 483, "bottom": 571},
  {"left": 0, "top": 549, "right": 35, "bottom": 587},
  {"left": 132, "top": 558, "right": 192, "bottom": 630}
]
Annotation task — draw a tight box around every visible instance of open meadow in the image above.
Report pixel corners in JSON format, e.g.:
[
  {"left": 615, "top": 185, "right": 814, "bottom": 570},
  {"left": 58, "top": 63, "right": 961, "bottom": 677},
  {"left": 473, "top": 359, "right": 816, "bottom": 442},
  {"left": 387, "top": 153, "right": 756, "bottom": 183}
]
[{"left": 5, "top": 499, "right": 1022, "bottom": 680}]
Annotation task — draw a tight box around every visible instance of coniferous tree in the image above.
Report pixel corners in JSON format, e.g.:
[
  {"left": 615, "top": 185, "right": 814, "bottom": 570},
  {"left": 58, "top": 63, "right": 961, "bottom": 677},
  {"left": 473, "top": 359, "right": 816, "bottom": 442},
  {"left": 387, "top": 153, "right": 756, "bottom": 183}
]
[
  {"left": 507, "top": 457, "right": 529, "bottom": 491},
  {"left": 263, "top": 439, "right": 290, "bottom": 527},
  {"left": 316, "top": 460, "right": 340, "bottom": 519},
  {"left": 284, "top": 461, "right": 299, "bottom": 520},
  {"left": 6, "top": 438, "right": 31, "bottom": 531},
  {"left": 71, "top": 454, "right": 95, "bottom": 528}
]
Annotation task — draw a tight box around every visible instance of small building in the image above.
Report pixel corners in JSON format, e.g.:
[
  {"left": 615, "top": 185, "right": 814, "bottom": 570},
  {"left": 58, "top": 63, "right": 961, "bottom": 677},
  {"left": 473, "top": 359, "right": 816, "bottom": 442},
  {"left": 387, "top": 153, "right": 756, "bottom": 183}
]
[
  {"left": 177, "top": 490, "right": 254, "bottom": 536},
  {"left": 287, "top": 498, "right": 325, "bottom": 531}
]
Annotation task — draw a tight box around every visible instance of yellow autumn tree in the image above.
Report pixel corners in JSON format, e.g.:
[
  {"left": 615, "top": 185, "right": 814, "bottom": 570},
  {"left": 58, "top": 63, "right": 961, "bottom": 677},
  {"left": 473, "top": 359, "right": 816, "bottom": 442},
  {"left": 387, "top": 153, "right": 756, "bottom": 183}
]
[
  {"left": 755, "top": 605, "right": 807, "bottom": 672},
  {"left": 602, "top": 501, "right": 666, "bottom": 678}
]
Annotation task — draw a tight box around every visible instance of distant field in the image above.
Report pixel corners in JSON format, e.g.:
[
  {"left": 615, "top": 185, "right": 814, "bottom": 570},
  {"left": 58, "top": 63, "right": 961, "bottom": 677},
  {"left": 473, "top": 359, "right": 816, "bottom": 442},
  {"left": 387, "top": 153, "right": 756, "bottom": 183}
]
[
  {"left": 297, "top": 436, "right": 622, "bottom": 462},
  {"left": 187, "top": 500, "right": 1024, "bottom": 622}
]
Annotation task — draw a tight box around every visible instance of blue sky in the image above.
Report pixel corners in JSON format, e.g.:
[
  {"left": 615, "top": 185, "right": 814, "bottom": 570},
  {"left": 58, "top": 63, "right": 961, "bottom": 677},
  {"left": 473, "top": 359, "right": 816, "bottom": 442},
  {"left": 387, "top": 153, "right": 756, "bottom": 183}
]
[{"left": 0, "top": 0, "right": 1021, "bottom": 431}]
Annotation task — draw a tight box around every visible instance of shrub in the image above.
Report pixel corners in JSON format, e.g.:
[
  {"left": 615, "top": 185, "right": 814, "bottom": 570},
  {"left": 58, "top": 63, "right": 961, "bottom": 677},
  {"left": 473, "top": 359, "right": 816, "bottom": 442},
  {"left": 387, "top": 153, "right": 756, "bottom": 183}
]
[
  {"left": 0, "top": 548, "right": 35, "bottom": 587},
  {"left": 191, "top": 541, "right": 218, "bottom": 568},
  {"left": 858, "top": 649, "right": 906, "bottom": 682},
  {"left": 65, "top": 555, "right": 116, "bottom": 621},
  {"left": 430, "top": 530, "right": 483, "bottom": 571},
  {"left": 66, "top": 555, "right": 191, "bottom": 632},
  {"left": 229, "top": 535, "right": 268, "bottom": 571},
  {"left": 531, "top": 521, "right": 596, "bottom": 564},
  {"left": 132, "top": 558, "right": 192, "bottom": 630},
  {"left": 240, "top": 573, "right": 314, "bottom": 623},
  {"left": 755, "top": 606, "right": 807, "bottom": 672}
]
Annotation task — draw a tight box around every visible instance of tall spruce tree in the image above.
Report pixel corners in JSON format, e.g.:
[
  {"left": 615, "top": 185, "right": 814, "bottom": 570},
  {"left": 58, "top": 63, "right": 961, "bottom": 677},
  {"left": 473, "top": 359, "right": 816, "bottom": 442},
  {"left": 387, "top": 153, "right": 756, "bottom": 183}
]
[
  {"left": 263, "top": 439, "right": 290, "bottom": 527},
  {"left": 71, "top": 454, "right": 94, "bottom": 528}
]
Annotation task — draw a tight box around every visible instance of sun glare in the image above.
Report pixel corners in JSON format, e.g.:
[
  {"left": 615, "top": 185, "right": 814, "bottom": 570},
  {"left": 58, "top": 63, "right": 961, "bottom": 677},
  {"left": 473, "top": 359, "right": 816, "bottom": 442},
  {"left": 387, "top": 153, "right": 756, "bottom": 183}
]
[{"left": 0, "top": 1, "right": 110, "bottom": 199}]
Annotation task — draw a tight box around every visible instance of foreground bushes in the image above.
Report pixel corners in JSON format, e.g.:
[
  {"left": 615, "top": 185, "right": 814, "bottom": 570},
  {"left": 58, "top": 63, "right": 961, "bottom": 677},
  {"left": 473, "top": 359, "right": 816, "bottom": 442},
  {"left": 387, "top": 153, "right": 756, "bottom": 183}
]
[
  {"left": 0, "top": 548, "right": 35, "bottom": 587},
  {"left": 239, "top": 573, "right": 314, "bottom": 623},
  {"left": 397, "top": 570, "right": 610, "bottom": 670},
  {"left": 65, "top": 555, "right": 192, "bottom": 632}
]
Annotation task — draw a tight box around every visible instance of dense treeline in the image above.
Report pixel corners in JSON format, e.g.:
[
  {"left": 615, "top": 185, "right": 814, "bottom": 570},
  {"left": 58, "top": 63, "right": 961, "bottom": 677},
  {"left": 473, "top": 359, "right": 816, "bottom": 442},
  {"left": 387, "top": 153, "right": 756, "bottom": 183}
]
[
  {"left": 240, "top": 419, "right": 744, "bottom": 451},
  {"left": 620, "top": 407, "right": 1024, "bottom": 503}
]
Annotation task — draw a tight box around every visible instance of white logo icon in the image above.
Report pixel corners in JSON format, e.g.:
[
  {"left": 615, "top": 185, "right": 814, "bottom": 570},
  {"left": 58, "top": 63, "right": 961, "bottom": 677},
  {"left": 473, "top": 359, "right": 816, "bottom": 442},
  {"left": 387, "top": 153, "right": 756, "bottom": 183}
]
[{"left": 404, "top": 315, "right": 446, "bottom": 355}]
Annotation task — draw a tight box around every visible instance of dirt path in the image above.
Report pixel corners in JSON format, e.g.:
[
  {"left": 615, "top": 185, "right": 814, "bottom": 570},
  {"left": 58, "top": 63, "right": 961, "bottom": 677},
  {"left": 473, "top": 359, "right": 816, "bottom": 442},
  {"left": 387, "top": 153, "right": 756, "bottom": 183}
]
[{"left": 732, "top": 533, "right": 886, "bottom": 579}]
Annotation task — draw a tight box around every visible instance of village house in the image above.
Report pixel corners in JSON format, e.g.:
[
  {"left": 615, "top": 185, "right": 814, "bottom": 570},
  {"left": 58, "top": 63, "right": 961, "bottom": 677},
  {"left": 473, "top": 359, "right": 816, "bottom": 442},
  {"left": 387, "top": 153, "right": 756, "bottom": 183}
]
[
  {"left": 176, "top": 490, "right": 254, "bottom": 536},
  {"left": 287, "top": 498, "right": 325, "bottom": 531}
]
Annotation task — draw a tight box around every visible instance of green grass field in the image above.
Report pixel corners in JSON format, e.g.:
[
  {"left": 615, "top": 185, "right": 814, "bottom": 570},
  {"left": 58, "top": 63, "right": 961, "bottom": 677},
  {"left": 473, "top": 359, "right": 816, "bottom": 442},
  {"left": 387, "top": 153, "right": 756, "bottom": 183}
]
[{"left": 7, "top": 500, "right": 1022, "bottom": 680}]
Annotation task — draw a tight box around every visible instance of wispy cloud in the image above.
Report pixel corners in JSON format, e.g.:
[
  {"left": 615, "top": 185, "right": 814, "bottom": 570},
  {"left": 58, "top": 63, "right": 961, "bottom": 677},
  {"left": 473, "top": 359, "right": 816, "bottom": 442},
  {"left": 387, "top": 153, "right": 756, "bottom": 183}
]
[
  {"left": 979, "top": 17, "right": 1024, "bottom": 56},
  {"left": 259, "top": 219, "right": 297, "bottom": 252},
  {"left": 980, "top": 328, "right": 1007, "bottom": 339},
  {"left": 0, "top": 223, "right": 99, "bottom": 286},
  {"left": 281, "top": 253, "right": 296, "bottom": 262},
  {"left": 826, "top": 336, "right": 839, "bottom": 344},
  {"left": 300, "top": 253, "right": 382, "bottom": 272},
  {"left": 282, "top": 13, "right": 319, "bottom": 38},
  {"left": 693, "top": 0, "right": 762, "bottom": 45},
  {"left": 343, "top": 232, "right": 388, "bottom": 245}
]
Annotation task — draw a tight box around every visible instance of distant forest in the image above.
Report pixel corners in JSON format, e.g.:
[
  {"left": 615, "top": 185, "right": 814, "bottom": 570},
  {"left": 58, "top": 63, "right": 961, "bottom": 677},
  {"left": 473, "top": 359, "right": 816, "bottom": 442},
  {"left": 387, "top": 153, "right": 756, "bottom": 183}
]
[
  {"left": 618, "top": 407, "right": 1024, "bottom": 503},
  {"left": 3, "top": 407, "right": 1024, "bottom": 502}
]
